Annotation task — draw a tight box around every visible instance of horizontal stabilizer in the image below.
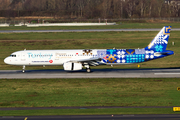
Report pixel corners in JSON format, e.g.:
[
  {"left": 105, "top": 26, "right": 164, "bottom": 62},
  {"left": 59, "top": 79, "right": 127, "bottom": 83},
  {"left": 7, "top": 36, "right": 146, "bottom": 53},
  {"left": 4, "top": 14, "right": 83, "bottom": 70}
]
[{"left": 154, "top": 50, "right": 174, "bottom": 57}]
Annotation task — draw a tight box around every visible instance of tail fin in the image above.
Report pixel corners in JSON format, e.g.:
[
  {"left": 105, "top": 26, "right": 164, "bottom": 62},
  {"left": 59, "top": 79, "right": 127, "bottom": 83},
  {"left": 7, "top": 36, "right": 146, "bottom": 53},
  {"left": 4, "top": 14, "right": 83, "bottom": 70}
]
[{"left": 145, "top": 26, "right": 171, "bottom": 52}]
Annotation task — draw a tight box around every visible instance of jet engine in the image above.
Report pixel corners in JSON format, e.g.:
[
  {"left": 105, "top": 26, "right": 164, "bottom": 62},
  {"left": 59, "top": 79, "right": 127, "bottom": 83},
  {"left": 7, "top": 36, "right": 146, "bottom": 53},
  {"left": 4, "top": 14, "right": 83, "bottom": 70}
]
[{"left": 63, "top": 62, "right": 82, "bottom": 71}]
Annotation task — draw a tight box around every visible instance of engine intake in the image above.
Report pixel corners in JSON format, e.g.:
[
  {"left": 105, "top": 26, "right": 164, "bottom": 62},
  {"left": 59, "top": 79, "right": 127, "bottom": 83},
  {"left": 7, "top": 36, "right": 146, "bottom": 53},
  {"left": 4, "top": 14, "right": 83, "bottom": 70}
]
[{"left": 63, "top": 62, "right": 82, "bottom": 71}]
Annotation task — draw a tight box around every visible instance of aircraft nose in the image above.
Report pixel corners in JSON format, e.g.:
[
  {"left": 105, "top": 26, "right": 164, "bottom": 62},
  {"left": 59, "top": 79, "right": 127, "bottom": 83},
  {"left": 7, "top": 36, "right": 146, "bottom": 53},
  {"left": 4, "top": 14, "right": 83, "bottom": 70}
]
[{"left": 4, "top": 57, "right": 10, "bottom": 64}]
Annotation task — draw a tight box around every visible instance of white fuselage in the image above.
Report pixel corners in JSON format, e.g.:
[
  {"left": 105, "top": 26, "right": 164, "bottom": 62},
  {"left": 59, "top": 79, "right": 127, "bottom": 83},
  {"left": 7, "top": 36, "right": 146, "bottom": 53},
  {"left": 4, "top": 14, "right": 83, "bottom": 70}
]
[{"left": 4, "top": 49, "right": 105, "bottom": 66}]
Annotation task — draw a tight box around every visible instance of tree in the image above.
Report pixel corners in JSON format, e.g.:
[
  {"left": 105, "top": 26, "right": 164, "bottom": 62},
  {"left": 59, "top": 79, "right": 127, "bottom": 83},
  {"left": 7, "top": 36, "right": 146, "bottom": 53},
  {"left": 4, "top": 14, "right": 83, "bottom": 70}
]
[
  {"left": 170, "top": 1, "right": 180, "bottom": 17},
  {"left": 111, "top": 0, "right": 124, "bottom": 18},
  {"left": 125, "top": 0, "right": 136, "bottom": 18},
  {"left": 0, "top": 0, "right": 11, "bottom": 10},
  {"left": 100, "top": 0, "right": 111, "bottom": 18}
]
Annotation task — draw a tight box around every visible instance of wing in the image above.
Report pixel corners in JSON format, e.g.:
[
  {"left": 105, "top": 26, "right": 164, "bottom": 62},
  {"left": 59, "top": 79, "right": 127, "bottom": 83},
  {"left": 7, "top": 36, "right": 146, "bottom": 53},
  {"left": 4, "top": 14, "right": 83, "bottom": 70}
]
[{"left": 70, "top": 57, "right": 102, "bottom": 66}]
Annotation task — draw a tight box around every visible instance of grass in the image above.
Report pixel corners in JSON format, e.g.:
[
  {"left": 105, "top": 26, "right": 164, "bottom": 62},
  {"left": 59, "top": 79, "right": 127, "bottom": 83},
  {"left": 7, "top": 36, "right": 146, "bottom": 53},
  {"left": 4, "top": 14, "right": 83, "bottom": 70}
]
[
  {"left": 0, "top": 31, "right": 179, "bottom": 70},
  {"left": 0, "top": 78, "right": 180, "bottom": 108},
  {"left": 0, "top": 108, "right": 178, "bottom": 116},
  {"left": 0, "top": 78, "right": 180, "bottom": 116},
  {"left": 0, "top": 22, "right": 180, "bottom": 30}
]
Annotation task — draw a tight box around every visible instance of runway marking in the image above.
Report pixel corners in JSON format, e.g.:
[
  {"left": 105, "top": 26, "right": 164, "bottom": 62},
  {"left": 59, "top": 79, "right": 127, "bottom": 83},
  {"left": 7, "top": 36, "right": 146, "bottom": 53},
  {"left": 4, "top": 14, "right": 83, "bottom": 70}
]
[
  {"left": 152, "top": 69, "right": 180, "bottom": 71},
  {"left": 123, "top": 115, "right": 135, "bottom": 117},
  {"left": 2, "top": 116, "right": 14, "bottom": 118},
  {"left": 154, "top": 73, "right": 180, "bottom": 75}
]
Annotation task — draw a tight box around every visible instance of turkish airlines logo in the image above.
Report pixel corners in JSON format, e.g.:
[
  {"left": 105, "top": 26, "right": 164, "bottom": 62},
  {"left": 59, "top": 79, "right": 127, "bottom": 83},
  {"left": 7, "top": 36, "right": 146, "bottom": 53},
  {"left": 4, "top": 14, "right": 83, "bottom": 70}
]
[
  {"left": 103, "top": 56, "right": 108, "bottom": 60},
  {"left": 49, "top": 60, "right": 53, "bottom": 63}
]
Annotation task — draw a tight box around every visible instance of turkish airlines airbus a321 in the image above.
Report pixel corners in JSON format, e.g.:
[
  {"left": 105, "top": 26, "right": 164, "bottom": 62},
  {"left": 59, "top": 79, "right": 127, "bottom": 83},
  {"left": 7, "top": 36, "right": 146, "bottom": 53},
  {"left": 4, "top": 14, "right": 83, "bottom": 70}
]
[{"left": 4, "top": 26, "right": 174, "bottom": 73}]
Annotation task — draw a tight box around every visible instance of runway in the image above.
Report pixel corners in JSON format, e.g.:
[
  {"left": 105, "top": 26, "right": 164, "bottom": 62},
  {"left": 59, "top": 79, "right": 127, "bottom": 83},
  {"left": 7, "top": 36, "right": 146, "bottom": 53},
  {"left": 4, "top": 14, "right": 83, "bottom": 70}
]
[
  {"left": 0, "top": 28, "right": 180, "bottom": 33},
  {"left": 0, "top": 68, "right": 180, "bottom": 79},
  {"left": 1, "top": 114, "right": 180, "bottom": 120},
  {"left": 0, "top": 106, "right": 174, "bottom": 110}
]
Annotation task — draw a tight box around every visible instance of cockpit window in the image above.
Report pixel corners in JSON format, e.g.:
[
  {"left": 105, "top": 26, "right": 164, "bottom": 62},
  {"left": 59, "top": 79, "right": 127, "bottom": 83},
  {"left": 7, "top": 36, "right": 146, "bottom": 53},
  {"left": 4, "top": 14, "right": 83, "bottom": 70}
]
[{"left": 10, "top": 54, "right": 16, "bottom": 57}]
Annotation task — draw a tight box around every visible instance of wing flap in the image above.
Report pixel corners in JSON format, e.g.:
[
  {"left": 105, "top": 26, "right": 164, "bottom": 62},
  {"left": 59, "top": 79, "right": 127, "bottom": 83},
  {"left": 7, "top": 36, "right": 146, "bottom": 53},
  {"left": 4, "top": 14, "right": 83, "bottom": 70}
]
[{"left": 70, "top": 57, "right": 102, "bottom": 66}]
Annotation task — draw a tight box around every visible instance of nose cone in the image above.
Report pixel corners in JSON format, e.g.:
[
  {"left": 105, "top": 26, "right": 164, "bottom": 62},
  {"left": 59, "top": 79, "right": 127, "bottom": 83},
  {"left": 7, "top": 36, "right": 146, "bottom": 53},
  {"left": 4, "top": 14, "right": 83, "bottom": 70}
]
[{"left": 4, "top": 57, "right": 10, "bottom": 64}]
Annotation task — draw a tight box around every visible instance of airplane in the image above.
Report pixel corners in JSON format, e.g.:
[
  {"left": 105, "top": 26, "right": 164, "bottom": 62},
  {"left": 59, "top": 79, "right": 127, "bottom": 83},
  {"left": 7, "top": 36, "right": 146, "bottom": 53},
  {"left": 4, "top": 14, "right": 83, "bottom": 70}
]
[{"left": 4, "top": 26, "right": 174, "bottom": 73}]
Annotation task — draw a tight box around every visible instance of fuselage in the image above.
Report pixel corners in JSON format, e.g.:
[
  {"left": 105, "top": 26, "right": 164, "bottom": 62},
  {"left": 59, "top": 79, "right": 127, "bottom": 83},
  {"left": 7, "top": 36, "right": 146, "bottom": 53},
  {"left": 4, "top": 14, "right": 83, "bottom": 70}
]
[
  {"left": 4, "top": 48, "right": 173, "bottom": 66},
  {"left": 4, "top": 49, "right": 104, "bottom": 66}
]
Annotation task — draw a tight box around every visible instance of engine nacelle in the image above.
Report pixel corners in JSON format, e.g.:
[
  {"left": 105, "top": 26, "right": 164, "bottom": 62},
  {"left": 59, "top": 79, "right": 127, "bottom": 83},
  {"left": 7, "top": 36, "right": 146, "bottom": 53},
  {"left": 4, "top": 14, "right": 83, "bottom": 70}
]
[{"left": 63, "top": 62, "right": 82, "bottom": 71}]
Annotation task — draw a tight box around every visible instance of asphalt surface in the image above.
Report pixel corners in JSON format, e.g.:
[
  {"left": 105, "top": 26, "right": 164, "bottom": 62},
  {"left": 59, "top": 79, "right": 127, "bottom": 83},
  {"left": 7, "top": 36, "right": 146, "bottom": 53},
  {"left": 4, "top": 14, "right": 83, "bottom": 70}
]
[
  {"left": 1, "top": 114, "right": 180, "bottom": 120},
  {"left": 0, "top": 68, "right": 180, "bottom": 79},
  {"left": 0, "top": 107, "right": 178, "bottom": 120},
  {"left": 0, "top": 106, "right": 174, "bottom": 111},
  {"left": 0, "top": 28, "right": 180, "bottom": 33}
]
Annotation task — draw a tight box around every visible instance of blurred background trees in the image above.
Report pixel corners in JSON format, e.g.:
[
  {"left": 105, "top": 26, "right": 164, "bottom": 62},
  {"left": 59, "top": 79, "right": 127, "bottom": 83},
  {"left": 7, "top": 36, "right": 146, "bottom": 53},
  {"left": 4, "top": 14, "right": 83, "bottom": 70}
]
[{"left": 0, "top": 0, "right": 179, "bottom": 18}]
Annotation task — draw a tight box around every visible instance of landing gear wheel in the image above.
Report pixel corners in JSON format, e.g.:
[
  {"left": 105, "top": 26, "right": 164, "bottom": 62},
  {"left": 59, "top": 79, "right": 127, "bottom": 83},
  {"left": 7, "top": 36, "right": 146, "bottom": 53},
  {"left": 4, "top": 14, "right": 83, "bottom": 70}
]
[
  {"left": 86, "top": 68, "right": 91, "bottom": 73},
  {"left": 22, "top": 65, "right": 25, "bottom": 73}
]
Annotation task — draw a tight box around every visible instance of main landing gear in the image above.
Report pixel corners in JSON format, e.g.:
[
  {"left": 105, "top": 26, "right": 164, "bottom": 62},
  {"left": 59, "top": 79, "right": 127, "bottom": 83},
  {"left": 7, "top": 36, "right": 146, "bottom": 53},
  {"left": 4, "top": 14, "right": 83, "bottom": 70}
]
[
  {"left": 22, "top": 65, "right": 25, "bottom": 73},
  {"left": 84, "top": 64, "right": 91, "bottom": 73},
  {"left": 86, "top": 68, "right": 91, "bottom": 73}
]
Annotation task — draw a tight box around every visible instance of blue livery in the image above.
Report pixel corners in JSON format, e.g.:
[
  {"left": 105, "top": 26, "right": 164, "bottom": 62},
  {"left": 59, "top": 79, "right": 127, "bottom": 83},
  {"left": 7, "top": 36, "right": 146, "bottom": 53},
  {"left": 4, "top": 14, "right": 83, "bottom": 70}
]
[{"left": 101, "top": 26, "right": 174, "bottom": 64}]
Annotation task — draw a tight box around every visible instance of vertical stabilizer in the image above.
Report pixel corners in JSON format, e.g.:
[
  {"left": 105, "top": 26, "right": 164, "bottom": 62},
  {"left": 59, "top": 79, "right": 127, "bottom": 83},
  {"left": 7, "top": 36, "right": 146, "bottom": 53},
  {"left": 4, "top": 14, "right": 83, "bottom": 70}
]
[{"left": 145, "top": 26, "right": 171, "bottom": 52}]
